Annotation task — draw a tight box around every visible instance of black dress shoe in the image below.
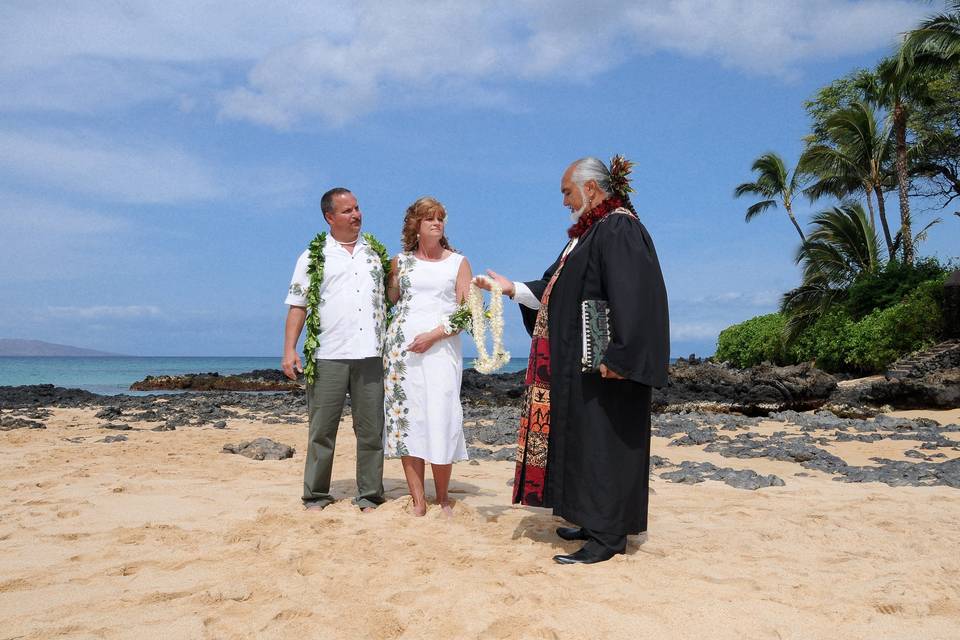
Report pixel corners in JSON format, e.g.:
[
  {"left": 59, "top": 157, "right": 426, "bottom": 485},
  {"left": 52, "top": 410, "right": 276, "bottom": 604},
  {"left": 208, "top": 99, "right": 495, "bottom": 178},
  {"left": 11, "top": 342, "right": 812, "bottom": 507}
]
[
  {"left": 556, "top": 526, "right": 589, "bottom": 541},
  {"left": 553, "top": 544, "right": 620, "bottom": 565}
]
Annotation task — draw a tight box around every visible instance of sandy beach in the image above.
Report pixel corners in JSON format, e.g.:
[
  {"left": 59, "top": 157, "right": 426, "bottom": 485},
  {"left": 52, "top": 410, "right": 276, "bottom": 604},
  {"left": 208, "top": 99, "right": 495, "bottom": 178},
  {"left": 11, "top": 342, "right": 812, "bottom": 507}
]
[{"left": 1, "top": 406, "right": 958, "bottom": 640}]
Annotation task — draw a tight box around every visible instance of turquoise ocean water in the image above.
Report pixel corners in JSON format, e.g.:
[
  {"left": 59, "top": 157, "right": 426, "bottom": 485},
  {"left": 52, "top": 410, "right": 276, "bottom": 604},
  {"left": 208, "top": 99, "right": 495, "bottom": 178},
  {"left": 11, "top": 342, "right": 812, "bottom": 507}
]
[{"left": 0, "top": 356, "right": 530, "bottom": 395}]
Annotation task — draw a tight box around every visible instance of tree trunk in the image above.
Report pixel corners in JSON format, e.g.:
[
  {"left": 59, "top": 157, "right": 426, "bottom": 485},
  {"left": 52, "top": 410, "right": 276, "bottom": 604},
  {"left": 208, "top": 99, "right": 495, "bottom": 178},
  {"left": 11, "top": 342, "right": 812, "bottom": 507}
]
[
  {"left": 864, "top": 185, "right": 876, "bottom": 228},
  {"left": 874, "top": 186, "right": 896, "bottom": 261},
  {"left": 894, "top": 100, "right": 914, "bottom": 264},
  {"left": 784, "top": 201, "right": 806, "bottom": 242}
]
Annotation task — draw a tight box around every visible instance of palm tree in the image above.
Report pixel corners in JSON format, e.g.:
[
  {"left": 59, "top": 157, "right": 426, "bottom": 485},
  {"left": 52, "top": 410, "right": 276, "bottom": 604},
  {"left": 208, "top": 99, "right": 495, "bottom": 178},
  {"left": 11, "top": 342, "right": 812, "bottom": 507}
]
[
  {"left": 899, "top": 1, "right": 960, "bottom": 70},
  {"left": 799, "top": 101, "right": 896, "bottom": 260},
  {"left": 781, "top": 203, "right": 882, "bottom": 338},
  {"left": 873, "top": 57, "right": 938, "bottom": 265},
  {"left": 734, "top": 152, "right": 806, "bottom": 241}
]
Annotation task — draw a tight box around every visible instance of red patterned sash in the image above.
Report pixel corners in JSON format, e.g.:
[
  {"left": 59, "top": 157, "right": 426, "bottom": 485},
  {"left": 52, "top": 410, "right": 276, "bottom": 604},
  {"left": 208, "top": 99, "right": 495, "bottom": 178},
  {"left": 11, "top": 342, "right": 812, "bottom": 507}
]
[{"left": 512, "top": 249, "right": 570, "bottom": 506}]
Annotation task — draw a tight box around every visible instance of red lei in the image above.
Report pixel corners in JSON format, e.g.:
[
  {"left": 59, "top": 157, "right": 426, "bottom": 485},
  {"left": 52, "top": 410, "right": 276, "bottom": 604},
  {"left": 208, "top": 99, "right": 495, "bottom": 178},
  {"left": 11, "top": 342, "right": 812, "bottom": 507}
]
[{"left": 567, "top": 196, "right": 624, "bottom": 238}]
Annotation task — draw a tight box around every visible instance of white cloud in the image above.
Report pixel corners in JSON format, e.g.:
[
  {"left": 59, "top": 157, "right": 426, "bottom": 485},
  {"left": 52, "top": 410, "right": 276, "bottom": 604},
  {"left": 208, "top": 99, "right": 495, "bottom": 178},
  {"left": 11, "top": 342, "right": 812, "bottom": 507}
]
[
  {"left": 0, "top": 1, "right": 927, "bottom": 126},
  {"left": 622, "top": 0, "right": 924, "bottom": 78},
  {"left": 0, "top": 191, "right": 129, "bottom": 234},
  {"left": 0, "top": 128, "right": 222, "bottom": 204},
  {"left": 46, "top": 305, "right": 162, "bottom": 320},
  {"left": 682, "top": 290, "right": 782, "bottom": 308},
  {"left": 671, "top": 321, "right": 728, "bottom": 341},
  {"left": 0, "top": 191, "right": 136, "bottom": 283}
]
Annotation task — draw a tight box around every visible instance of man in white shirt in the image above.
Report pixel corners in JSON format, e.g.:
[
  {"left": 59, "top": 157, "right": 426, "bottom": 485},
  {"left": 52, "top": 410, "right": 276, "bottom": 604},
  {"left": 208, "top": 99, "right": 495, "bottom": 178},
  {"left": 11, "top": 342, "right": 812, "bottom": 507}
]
[{"left": 282, "top": 187, "right": 386, "bottom": 511}]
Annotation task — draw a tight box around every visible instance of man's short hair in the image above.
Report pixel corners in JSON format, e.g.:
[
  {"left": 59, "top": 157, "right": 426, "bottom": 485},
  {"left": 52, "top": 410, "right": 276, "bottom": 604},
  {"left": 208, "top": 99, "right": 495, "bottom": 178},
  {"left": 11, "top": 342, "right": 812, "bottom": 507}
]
[{"left": 320, "top": 187, "right": 352, "bottom": 215}]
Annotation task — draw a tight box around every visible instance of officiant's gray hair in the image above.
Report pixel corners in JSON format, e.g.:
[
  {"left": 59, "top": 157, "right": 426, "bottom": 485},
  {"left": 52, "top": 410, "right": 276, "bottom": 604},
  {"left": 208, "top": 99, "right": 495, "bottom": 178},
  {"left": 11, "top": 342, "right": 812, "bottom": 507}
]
[{"left": 570, "top": 157, "right": 611, "bottom": 195}]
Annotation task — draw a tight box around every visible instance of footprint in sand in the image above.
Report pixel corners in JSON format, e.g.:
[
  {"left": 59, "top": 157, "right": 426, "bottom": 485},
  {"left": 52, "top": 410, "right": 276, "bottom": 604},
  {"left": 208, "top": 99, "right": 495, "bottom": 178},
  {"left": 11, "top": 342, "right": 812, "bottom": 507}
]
[{"left": 873, "top": 602, "right": 904, "bottom": 615}]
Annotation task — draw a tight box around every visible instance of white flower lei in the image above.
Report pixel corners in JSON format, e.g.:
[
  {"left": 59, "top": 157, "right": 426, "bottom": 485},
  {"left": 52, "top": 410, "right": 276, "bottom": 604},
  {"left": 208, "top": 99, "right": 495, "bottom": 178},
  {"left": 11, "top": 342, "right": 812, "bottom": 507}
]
[{"left": 468, "top": 276, "right": 511, "bottom": 374}]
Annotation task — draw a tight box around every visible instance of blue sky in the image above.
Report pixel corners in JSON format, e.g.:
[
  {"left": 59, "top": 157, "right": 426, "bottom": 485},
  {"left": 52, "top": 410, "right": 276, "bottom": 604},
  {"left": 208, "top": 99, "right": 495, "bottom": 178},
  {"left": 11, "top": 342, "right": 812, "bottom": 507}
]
[{"left": 1, "top": 1, "right": 957, "bottom": 358}]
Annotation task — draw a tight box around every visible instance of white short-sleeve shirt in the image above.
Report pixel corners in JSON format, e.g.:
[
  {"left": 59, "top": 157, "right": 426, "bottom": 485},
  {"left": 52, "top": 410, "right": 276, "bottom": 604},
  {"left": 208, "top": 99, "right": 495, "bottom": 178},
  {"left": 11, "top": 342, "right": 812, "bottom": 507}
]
[{"left": 285, "top": 235, "right": 385, "bottom": 360}]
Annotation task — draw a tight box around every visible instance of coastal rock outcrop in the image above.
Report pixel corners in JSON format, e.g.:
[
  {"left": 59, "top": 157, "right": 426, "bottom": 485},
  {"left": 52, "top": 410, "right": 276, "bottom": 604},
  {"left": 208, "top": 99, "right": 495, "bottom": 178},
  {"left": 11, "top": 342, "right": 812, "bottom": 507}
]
[
  {"left": 826, "top": 368, "right": 960, "bottom": 412},
  {"left": 653, "top": 360, "right": 838, "bottom": 415},
  {"left": 130, "top": 369, "right": 301, "bottom": 392}
]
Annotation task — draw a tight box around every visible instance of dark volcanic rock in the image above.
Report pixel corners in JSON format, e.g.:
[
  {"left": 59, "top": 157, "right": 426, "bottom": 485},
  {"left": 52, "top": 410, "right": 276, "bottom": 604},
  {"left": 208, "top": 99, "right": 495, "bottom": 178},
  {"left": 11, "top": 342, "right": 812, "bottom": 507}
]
[
  {"left": 95, "top": 406, "right": 123, "bottom": 420},
  {"left": 14, "top": 407, "right": 52, "bottom": 420},
  {"left": 650, "top": 455, "right": 672, "bottom": 468},
  {"left": 101, "top": 423, "right": 131, "bottom": 431},
  {"left": 659, "top": 461, "right": 785, "bottom": 490},
  {"left": 704, "top": 433, "right": 848, "bottom": 474},
  {"left": 99, "top": 434, "right": 128, "bottom": 443},
  {"left": 836, "top": 458, "right": 960, "bottom": 488},
  {"left": 654, "top": 361, "right": 837, "bottom": 415},
  {"left": 131, "top": 370, "right": 301, "bottom": 392},
  {"left": 132, "top": 409, "right": 164, "bottom": 422},
  {"left": 164, "top": 414, "right": 191, "bottom": 429},
  {"left": 0, "top": 384, "right": 100, "bottom": 409},
  {"left": 668, "top": 427, "right": 719, "bottom": 446},
  {"left": 827, "top": 369, "right": 960, "bottom": 411},
  {"left": 460, "top": 369, "right": 525, "bottom": 407},
  {"left": 0, "top": 415, "right": 46, "bottom": 430},
  {"left": 222, "top": 437, "right": 294, "bottom": 460},
  {"left": 491, "top": 446, "right": 517, "bottom": 461},
  {"left": 463, "top": 406, "right": 521, "bottom": 446}
]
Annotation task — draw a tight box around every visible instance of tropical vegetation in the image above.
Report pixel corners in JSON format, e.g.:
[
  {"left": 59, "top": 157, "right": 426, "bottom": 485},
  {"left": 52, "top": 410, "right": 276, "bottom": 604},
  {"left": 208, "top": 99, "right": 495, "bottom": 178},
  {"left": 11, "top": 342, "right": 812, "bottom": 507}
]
[{"left": 721, "top": 2, "right": 959, "bottom": 373}]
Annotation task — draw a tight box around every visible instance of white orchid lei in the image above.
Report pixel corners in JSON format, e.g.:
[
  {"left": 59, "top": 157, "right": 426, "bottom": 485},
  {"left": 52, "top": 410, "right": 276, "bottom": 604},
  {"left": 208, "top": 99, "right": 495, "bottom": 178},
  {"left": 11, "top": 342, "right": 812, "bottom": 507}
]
[{"left": 465, "top": 276, "right": 511, "bottom": 374}]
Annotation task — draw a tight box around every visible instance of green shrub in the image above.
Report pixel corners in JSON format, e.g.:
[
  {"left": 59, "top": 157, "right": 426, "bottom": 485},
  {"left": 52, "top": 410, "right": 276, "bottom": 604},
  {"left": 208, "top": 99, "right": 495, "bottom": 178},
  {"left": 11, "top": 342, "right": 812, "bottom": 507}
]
[
  {"left": 786, "top": 309, "right": 855, "bottom": 372},
  {"left": 843, "top": 279, "right": 945, "bottom": 372},
  {"left": 845, "top": 258, "right": 948, "bottom": 319},
  {"left": 715, "top": 313, "right": 787, "bottom": 368},
  {"left": 716, "top": 274, "right": 947, "bottom": 373}
]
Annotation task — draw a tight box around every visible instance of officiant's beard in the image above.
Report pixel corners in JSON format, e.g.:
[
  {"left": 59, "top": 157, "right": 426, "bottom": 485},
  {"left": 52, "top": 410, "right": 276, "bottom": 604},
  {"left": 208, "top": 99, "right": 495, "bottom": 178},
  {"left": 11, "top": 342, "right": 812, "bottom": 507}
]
[{"left": 569, "top": 184, "right": 588, "bottom": 222}]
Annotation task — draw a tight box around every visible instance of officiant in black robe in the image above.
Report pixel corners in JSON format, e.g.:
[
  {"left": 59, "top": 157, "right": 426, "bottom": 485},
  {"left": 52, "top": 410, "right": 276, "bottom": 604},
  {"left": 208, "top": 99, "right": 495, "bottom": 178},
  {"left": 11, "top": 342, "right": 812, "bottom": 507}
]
[{"left": 477, "top": 156, "right": 669, "bottom": 564}]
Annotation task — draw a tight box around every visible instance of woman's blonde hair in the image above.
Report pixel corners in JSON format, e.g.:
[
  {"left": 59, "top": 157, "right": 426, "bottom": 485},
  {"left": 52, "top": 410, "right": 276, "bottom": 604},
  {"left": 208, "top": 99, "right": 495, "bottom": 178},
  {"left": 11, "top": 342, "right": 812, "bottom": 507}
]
[{"left": 401, "top": 196, "right": 455, "bottom": 252}]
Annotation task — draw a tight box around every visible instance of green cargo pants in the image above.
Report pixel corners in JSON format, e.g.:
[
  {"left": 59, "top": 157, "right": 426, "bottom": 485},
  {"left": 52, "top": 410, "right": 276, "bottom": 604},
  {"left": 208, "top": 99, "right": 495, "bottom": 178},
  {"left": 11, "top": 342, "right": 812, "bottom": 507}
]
[{"left": 303, "top": 357, "right": 385, "bottom": 509}]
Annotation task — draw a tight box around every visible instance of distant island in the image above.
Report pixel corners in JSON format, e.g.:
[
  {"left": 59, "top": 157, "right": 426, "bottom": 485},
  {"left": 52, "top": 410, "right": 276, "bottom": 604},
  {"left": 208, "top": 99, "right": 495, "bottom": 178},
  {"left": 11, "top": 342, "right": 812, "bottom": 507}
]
[{"left": 0, "top": 339, "right": 121, "bottom": 357}]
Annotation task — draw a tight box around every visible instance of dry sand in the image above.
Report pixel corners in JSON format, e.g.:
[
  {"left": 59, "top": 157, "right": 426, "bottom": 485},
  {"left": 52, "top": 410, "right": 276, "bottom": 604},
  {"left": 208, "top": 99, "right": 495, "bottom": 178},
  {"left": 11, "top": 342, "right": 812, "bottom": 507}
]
[{"left": 2, "top": 407, "right": 959, "bottom": 639}]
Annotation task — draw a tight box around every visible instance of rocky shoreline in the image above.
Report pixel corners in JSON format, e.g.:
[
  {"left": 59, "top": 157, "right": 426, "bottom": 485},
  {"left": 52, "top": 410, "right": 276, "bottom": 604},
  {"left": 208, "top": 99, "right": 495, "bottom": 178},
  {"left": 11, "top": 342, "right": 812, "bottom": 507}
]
[
  {"left": 2, "top": 359, "right": 958, "bottom": 489},
  {"left": 118, "top": 358, "right": 960, "bottom": 415}
]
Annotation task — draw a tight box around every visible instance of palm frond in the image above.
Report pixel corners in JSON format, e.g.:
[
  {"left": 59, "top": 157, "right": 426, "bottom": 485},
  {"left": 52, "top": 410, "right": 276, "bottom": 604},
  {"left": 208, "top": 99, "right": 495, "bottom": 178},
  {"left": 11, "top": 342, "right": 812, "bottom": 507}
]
[
  {"left": 734, "top": 181, "right": 769, "bottom": 198},
  {"left": 745, "top": 199, "right": 777, "bottom": 222},
  {"left": 899, "top": 6, "right": 960, "bottom": 69},
  {"left": 914, "top": 217, "right": 943, "bottom": 246},
  {"left": 782, "top": 203, "right": 881, "bottom": 342}
]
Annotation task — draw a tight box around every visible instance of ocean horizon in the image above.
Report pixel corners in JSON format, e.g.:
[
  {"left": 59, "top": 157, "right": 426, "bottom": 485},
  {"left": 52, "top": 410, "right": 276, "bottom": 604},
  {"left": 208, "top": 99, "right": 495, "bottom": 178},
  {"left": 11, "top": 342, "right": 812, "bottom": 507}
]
[{"left": 0, "top": 356, "right": 532, "bottom": 395}]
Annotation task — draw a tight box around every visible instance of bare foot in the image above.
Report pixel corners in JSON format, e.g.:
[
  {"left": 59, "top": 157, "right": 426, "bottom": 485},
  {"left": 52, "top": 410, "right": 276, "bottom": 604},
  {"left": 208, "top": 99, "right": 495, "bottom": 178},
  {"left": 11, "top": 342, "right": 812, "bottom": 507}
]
[
  {"left": 361, "top": 506, "right": 376, "bottom": 513},
  {"left": 438, "top": 501, "right": 454, "bottom": 518},
  {"left": 410, "top": 499, "right": 427, "bottom": 517}
]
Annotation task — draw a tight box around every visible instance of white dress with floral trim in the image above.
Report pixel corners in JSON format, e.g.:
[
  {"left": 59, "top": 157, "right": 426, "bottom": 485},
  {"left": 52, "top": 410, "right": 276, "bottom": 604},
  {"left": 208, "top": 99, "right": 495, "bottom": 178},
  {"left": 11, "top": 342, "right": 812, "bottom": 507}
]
[{"left": 383, "top": 252, "right": 467, "bottom": 464}]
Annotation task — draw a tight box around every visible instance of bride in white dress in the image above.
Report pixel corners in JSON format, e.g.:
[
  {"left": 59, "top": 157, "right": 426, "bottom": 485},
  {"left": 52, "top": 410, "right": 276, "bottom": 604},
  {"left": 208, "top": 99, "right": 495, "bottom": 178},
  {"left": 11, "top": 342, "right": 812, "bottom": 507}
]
[{"left": 384, "top": 196, "right": 473, "bottom": 516}]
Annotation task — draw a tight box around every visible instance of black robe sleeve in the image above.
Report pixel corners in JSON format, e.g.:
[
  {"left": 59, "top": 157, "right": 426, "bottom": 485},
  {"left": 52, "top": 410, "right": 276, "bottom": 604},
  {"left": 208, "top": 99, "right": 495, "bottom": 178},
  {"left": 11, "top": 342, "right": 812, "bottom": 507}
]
[
  {"left": 596, "top": 214, "right": 670, "bottom": 388},
  {"left": 519, "top": 253, "right": 563, "bottom": 337}
]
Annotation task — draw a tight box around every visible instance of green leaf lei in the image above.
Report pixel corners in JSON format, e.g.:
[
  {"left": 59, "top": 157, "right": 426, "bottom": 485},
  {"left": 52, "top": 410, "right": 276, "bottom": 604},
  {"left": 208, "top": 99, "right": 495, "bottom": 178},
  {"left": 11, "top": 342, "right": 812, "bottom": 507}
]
[{"left": 302, "top": 231, "right": 393, "bottom": 385}]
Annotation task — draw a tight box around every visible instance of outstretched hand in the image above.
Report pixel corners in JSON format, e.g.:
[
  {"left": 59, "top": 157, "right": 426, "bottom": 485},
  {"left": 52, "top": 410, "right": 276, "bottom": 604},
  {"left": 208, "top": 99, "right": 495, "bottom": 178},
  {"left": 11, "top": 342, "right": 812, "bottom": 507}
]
[{"left": 473, "top": 269, "right": 515, "bottom": 297}]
